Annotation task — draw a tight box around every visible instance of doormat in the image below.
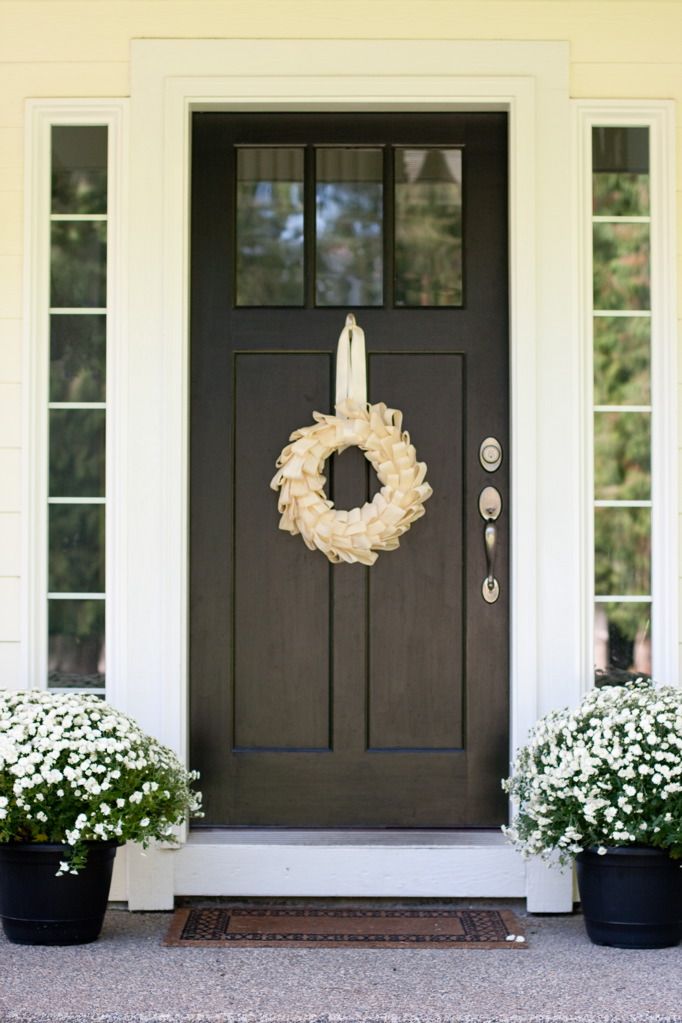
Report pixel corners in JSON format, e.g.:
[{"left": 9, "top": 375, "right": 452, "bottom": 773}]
[{"left": 163, "top": 906, "right": 527, "bottom": 948}]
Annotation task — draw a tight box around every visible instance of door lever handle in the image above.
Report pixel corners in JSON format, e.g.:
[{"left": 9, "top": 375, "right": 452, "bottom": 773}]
[
  {"left": 478, "top": 486, "right": 501, "bottom": 604},
  {"left": 484, "top": 519, "right": 497, "bottom": 592}
]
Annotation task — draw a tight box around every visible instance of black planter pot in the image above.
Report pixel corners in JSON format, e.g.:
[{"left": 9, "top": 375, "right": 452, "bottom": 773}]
[
  {"left": 576, "top": 846, "right": 681, "bottom": 949},
  {"left": 0, "top": 841, "right": 118, "bottom": 945}
]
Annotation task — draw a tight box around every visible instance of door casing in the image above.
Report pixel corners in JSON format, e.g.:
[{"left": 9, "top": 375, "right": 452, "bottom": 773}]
[{"left": 122, "top": 38, "right": 578, "bottom": 910}]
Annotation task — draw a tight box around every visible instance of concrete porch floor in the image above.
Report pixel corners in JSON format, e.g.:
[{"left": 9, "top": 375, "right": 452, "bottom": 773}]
[{"left": 1, "top": 901, "right": 681, "bottom": 1023}]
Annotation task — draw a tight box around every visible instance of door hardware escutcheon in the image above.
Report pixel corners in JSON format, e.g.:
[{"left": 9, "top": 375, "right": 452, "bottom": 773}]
[
  {"left": 479, "top": 486, "right": 502, "bottom": 604},
  {"left": 479, "top": 436, "right": 502, "bottom": 472}
]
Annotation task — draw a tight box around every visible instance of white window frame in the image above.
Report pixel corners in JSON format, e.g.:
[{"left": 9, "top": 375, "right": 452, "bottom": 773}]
[
  {"left": 574, "top": 101, "right": 678, "bottom": 689},
  {"left": 22, "top": 101, "right": 128, "bottom": 705}
]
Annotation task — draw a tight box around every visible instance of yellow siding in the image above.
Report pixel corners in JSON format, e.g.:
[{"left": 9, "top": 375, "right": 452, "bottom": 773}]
[
  {"left": 1, "top": 0, "right": 682, "bottom": 679},
  {"left": 0, "top": 579, "right": 20, "bottom": 641},
  {"left": 2, "top": 2, "right": 682, "bottom": 64},
  {"left": 0, "top": 319, "right": 21, "bottom": 382},
  {"left": 0, "top": 514, "right": 20, "bottom": 577},
  {"left": 0, "top": 642, "right": 21, "bottom": 688},
  {"left": 0, "top": 450, "right": 21, "bottom": 513}
]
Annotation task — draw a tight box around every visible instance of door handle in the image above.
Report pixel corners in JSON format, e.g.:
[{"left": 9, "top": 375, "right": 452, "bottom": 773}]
[{"left": 479, "top": 486, "right": 501, "bottom": 604}]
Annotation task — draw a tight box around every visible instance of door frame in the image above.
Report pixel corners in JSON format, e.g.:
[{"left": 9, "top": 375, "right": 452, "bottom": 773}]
[{"left": 123, "top": 38, "right": 577, "bottom": 910}]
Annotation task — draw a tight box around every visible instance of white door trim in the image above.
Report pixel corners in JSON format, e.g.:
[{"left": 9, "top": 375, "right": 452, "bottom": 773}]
[{"left": 124, "top": 39, "right": 575, "bottom": 911}]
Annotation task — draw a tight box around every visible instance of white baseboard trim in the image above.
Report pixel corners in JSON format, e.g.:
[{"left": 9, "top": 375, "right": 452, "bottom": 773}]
[
  {"left": 122, "top": 832, "right": 574, "bottom": 911},
  {"left": 174, "top": 830, "right": 526, "bottom": 899}
]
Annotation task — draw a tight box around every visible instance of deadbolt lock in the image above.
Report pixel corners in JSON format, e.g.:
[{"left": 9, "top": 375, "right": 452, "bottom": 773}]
[{"left": 479, "top": 436, "right": 502, "bottom": 472}]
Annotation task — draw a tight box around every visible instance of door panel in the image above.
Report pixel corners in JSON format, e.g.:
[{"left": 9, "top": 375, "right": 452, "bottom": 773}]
[
  {"left": 367, "top": 354, "right": 464, "bottom": 752},
  {"left": 190, "top": 112, "right": 509, "bottom": 827}
]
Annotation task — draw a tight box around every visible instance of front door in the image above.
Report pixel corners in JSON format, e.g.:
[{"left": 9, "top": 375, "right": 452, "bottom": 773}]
[{"left": 190, "top": 112, "right": 509, "bottom": 827}]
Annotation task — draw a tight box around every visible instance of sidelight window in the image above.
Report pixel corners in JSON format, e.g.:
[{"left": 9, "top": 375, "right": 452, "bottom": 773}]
[
  {"left": 26, "top": 103, "right": 125, "bottom": 697},
  {"left": 585, "top": 112, "right": 677, "bottom": 687},
  {"left": 47, "top": 126, "right": 108, "bottom": 692}
]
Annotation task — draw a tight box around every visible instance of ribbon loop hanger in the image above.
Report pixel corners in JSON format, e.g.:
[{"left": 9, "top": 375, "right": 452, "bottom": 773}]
[{"left": 335, "top": 313, "right": 367, "bottom": 409}]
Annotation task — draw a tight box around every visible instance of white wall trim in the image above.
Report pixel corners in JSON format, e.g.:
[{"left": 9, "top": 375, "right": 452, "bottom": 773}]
[
  {"left": 123, "top": 38, "right": 575, "bottom": 909},
  {"left": 573, "top": 101, "right": 678, "bottom": 689},
  {"left": 22, "top": 100, "right": 129, "bottom": 701}
]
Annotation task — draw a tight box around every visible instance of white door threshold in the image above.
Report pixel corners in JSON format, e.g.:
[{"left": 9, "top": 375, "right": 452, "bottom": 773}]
[{"left": 173, "top": 829, "right": 527, "bottom": 898}]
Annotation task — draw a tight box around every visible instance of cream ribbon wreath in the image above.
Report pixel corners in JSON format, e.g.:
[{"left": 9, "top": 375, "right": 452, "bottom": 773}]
[{"left": 270, "top": 315, "right": 433, "bottom": 565}]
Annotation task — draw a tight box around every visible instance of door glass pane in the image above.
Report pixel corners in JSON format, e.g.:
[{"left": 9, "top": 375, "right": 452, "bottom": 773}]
[
  {"left": 316, "top": 148, "right": 383, "bottom": 306},
  {"left": 395, "top": 148, "right": 463, "bottom": 307},
  {"left": 594, "top": 411, "right": 651, "bottom": 501},
  {"left": 50, "top": 313, "right": 106, "bottom": 402},
  {"left": 593, "top": 316, "right": 650, "bottom": 406},
  {"left": 51, "top": 125, "right": 108, "bottom": 215},
  {"left": 236, "top": 148, "right": 304, "bottom": 306},
  {"left": 593, "top": 222, "right": 650, "bottom": 311},
  {"left": 49, "top": 409, "right": 106, "bottom": 497},
  {"left": 592, "top": 126, "right": 649, "bottom": 216},
  {"left": 48, "top": 599, "right": 105, "bottom": 688},
  {"left": 49, "top": 504, "right": 105, "bottom": 593},
  {"left": 594, "top": 602, "right": 652, "bottom": 685},
  {"left": 594, "top": 507, "right": 651, "bottom": 596},
  {"left": 51, "top": 221, "right": 107, "bottom": 307}
]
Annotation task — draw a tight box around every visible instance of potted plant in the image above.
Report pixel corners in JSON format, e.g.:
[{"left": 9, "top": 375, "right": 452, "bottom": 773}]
[
  {"left": 503, "top": 679, "right": 682, "bottom": 948},
  {"left": 0, "top": 690, "right": 202, "bottom": 945}
]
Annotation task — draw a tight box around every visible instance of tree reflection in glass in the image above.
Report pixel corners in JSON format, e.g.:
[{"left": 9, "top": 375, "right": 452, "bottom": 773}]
[
  {"left": 395, "top": 148, "right": 462, "bottom": 307},
  {"left": 51, "top": 221, "right": 107, "bottom": 308},
  {"left": 594, "top": 602, "right": 651, "bottom": 685},
  {"left": 593, "top": 223, "right": 650, "bottom": 310},
  {"left": 594, "top": 412, "right": 650, "bottom": 501},
  {"left": 51, "top": 125, "right": 108, "bottom": 215},
  {"left": 49, "top": 409, "right": 105, "bottom": 497},
  {"left": 49, "top": 504, "right": 105, "bottom": 594},
  {"left": 316, "top": 148, "right": 383, "bottom": 306},
  {"left": 50, "top": 314, "right": 106, "bottom": 402},
  {"left": 48, "top": 599, "right": 105, "bottom": 688},
  {"left": 592, "top": 126, "right": 649, "bottom": 217},
  {"left": 593, "top": 316, "right": 650, "bottom": 406},
  {"left": 236, "top": 148, "right": 304, "bottom": 306},
  {"left": 595, "top": 507, "right": 651, "bottom": 596}
]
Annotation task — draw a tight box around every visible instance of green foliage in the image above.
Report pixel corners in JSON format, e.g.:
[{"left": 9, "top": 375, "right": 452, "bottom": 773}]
[
  {"left": 593, "top": 223, "right": 650, "bottom": 311},
  {"left": 236, "top": 181, "right": 304, "bottom": 305},
  {"left": 395, "top": 179, "right": 462, "bottom": 306},
  {"left": 592, "top": 172, "right": 649, "bottom": 217}
]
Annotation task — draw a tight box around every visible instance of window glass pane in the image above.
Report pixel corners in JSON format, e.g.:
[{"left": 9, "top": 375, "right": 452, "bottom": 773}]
[
  {"left": 51, "top": 221, "right": 107, "bottom": 308},
  {"left": 316, "top": 148, "right": 383, "bottom": 306},
  {"left": 592, "top": 126, "right": 649, "bottom": 216},
  {"left": 595, "top": 507, "right": 651, "bottom": 596},
  {"left": 594, "top": 602, "right": 652, "bottom": 685},
  {"left": 50, "top": 314, "right": 106, "bottom": 402},
  {"left": 236, "top": 148, "right": 304, "bottom": 306},
  {"left": 593, "top": 316, "right": 650, "bottom": 406},
  {"left": 593, "top": 223, "right": 650, "bottom": 311},
  {"left": 395, "top": 148, "right": 463, "bottom": 307},
  {"left": 48, "top": 599, "right": 105, "bottom": 688},
  {"left": 49, "top": 409, "right": 105, "bottom": 497},
  {"left": 594, "top": 412, "right": 651, "bottom": 501},
  {"left": 51, "top": 126, "right": 108, "bottom": 214},
  {"left": 49, "top": 504, "right": 105, "bottom": 593}
]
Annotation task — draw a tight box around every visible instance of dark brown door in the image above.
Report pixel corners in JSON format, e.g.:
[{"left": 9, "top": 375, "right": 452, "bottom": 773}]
[{"left": 190, "top": 112, "right": 509, "bottom": 827}]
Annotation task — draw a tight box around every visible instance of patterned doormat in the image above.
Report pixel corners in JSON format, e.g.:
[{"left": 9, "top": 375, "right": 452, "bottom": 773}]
[{"left": 163, "top": 906, "right": 527, "bottom": 948}]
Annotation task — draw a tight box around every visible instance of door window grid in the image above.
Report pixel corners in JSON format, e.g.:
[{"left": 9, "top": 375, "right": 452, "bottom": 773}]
[
  {"left": 233, "top": 144, "right": 463, "bottom": 309},
  {"left": 591, "top": 126, "right": 652, "bottom": 685},
  {"left": 47, "top": 125, "right": 108, "bottom": 695}
]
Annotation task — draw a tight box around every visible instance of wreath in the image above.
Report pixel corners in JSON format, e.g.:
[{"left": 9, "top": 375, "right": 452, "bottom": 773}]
[{"left": 270, "top": 317, "right": 432, "bottom": 565}]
